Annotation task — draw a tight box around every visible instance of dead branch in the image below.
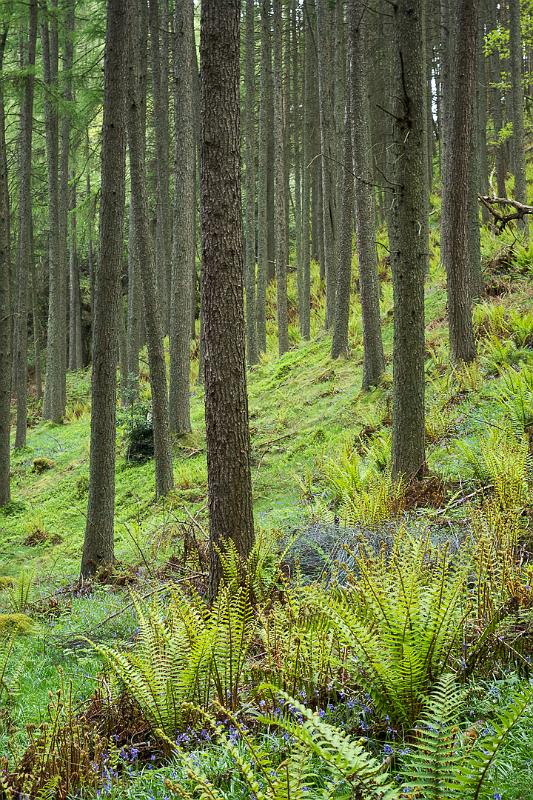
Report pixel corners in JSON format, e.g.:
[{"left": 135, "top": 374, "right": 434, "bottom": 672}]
[{"left": 478, "top": 195, "right": 533, "bottom": 233}]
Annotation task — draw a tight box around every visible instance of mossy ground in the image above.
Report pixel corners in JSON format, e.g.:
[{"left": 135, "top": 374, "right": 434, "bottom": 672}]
[{"left": 0, "top": 218, "right": 532, "bottom": 796}]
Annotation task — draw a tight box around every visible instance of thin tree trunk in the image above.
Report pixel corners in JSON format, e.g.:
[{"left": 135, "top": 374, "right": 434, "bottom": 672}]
[
  {"left": 347, "top": 0, "right": 385, "bottom": 387},
  {"left": 68, "top": 181, "right": 83, "bottom": 370},
  {"left": 58, "top": 0, "right": 74, "bottom": 412},
  {"left": 81, "top": 0, "right": 127, "bottom": 578},
  {"left": 244, "top": 0, "right": 258, "bottom": 365},
  {"left": 331, "top": 51, "right": 353, "bottom": 361},
  {"left": 273, "top": 0, "right": 289, "bottom": 355},
  {"left": 0, "top": 23, "right": 11, "bottom": 505},
  {"left": 300, "top": 0, "right": 312, "bottom": 340},
  {"left": 390, "top": 0, "right": 428, "bottom": 482},
  {"left": 257, "top": 0, "right": 271, "bottom": 353},
  {"left": 126, "top": 200, "right": 141, "bottom": 401},
  {"left": 169, "top": 0, "right": 195, "bottom": 436},
  {"left": 488, "top": 0, "right": 507, "bottom": 197},
  {"left": 31, "top": 255, "right": 43, "bottom": 399},
  {"left": 509, "top": 0, "right": 528, "bottom": 233},
  {"left": 127, "top": 0, "right": 174, "bottom": 498},
  {"left": 444, "top": 0, "right": 477, "bottom": 363},
  {"left": 42, "top": 2, "right": 64, "bottom": 423},
  {"left": 148, "top": 0, "right": 171, "bottom": 331},
  {"left": 316, "top": 0, "right": 336, "bottom": 328},
  {"left": 14, "top": 0, "right": 37, "bottom": 449},
  {"left": 200, "top": 0, "right": 255, "bottom": 597}
]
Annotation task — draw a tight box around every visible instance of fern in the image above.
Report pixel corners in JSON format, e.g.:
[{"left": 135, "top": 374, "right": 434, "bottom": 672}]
[
  {"left": 162, "top": 695, "right": 400, "bottom": 800},
  {"left": 90, "top": 583, "right": 256, "bottom": 734},
  {"left": 318, "top": 533, "right": 468, "bottom": 727},
  {"left": 402, "top": 675, "right": 533, "bottom": 800}
]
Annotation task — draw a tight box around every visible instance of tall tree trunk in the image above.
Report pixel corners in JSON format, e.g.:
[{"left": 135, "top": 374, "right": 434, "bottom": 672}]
[
  {"left": 68, "top": 181, "right": 83, "bottom": 370},
  {"left": 200, "top": 0, "right": 255, "bottom": 597},
  {"left": 126, "top": 201, "right": 141, "bottom": 400},
  {"left": 31, "top": 255, "right": 43, "bottom": 401},
  {"left": 127, "top": 0, "right": 174, "bottom": 498},
  {"left": 331, "top": 50, "right": 353, "bottom": 360},
  {"left": 14, "top": 0, "right": 37, "bottom": 449},
  {"left": 257, "top": 0, "right": 271, "bottom": 353},
  {"left": 148, "top": 0, "right": 171, "bottom": 331},
  {"left": 169, "top": 0, "right": 195, "bottom": 436},
  {"left": 244, "top": 0, "right": 258, "bottom": 365},
  {"left": 0, "top": 23, "right": 11, "bottom": 506},
  {"left": 42, "top": 2, "right": 64, "bottom": 423},
  {"left": 347, "top": 0, "right": 385, "bottom": 387},
  {"left": 443, "top": 0, "right": 477, "bottom": 363},
  {"left": 300, "top": 0, "right": 312, "bottom": 340},
  {"left": 487, "top": 0, "right": 507, "bottom": 197},
  {"left": 81, "top": 0, "right": 127, "bottom": 578},
  {"left": 390, "top": 0, "right": 428, "bottom": 482},
  {"left": 57, "top": 0, "right": 74, "bottom": 411},
  {"left": 509, "top": 0, "right": 528, "bottom": 231},
  {"left": 273, "top": 0, "right": 289, "bottom": 355},
  {"left": 316, "top": 0, "right": 336, "bottom": 328}
]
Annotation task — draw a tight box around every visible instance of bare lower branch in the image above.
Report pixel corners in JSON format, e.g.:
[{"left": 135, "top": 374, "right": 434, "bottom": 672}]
[{"left": 479, "top": 195, "right": 533, "bottom": 233}]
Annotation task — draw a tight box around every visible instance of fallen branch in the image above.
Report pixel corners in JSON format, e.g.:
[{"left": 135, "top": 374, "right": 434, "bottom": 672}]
[{"left": 478, "top": 195, "right": 533, "bottom": 233}]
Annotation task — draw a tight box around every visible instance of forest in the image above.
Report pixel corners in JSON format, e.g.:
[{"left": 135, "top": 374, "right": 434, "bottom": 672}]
[{"left": 0, "top": 0, "right": 532, "bottom": 797}]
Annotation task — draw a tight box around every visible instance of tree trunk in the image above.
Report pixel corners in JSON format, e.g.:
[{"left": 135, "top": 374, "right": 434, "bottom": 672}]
[
  {"left": 42, "top": 2, "right": 64, "bottom": 423},
  {"left": 57, "top": 0, "right": 75, "bottom": 411},
  {"left": 347, "top": 0, "right": 385, "bottom": 387},
  {"left": 14, "top": 0, "right": 37, "bottom": 449},
  {"left": 300, "top": 0, "right": 312, "bottom": 340},
  {"left": 148, "top": 0, "right": 172, "bottom": 332},
  {"left": 273, "top": 0, "right": 289, "bottom": 355},
  {"left": 0, "top": 23, "right": 11, "bottom": 506},
  {"left": 487, "top": 0, "right": 507, "bottom": 197},
  {"left": 200, "top": 0, "right": 255, "bottom": 597},
  {"left": 257, "top": 0, "right": 271, "bottom": 353},
  {"left": 316, "top": 0, "right": 336, "bottom": 329},
  {"left": 390, "top": 0, "right": 428, "bottom": 482},
  {"left": 509, "top": 0, "right": 528, "bottom": 233},
  {"left": 68, "top": 181, "right": 83, "bottom": 370},
  {"left": 443, "top": 0, "right": 477, "bottom": 364},
  {"left": 81, "top": 0, "right": 128, "bottom": 578},
  {"left": 331, "top": 49, "right": 353, "bottom": 361},
  {"left": 127, "top": 0, "right": 174, "bottom": 498},
  {"left": 244, "top": 0, "right": 258, "bottom": 365},
  {"left": 169, "top": 0, "right": 195, "bottom": 436}
]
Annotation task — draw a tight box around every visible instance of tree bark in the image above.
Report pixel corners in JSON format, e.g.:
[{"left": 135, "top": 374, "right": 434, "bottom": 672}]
[
  {"left": 509, "top": 0, "right": 528, "bottom": 234},
  {"left": 443, "top": 0, "right": 477, "bottom": 363},
  {"left": 81, "top": 0, "right": 128, "bottom": 578},
  {"left": 42, "top": 1, "right": 64, "bottom": 423},
  {"left": 148, "top": 0, "right": 172, "bottom": 331},
  {"left": 257, "top": 0, "right": 271, "bottom": 354},
  {"left": 316, "top": 0, "right": 337, "bottom": 329},
  {"left": 331, "top": 49, "right": 353, "bottom": 361},
  {"left": 169, "top": 0, "right": 195, "bottom": 436},
  {"left": 300, "top": 0, "right": 312, "bottom": 340},
  {"left": 0, "top": 23, "right": 11, "bottom": 506},
  {"left": 127, "top": 0, "right": 174, "bottom": 498},
  {"left": 14, "top": 0, "right": 37, "bottom": 449},
  {"left": 68, "top": 181, "right": 83, "bottom": 370},
  {"left": 244, "top": 0, "right": 258, "bottom": 365},
  {"left": 200, "top": 0, "right": 255, "bottom": 597},
  {"left": 390, "top": 0, "right": 428, "bottom": 482},
  {"left": 273, "top": 0, "right": 289, "bottom": 355},
  {"left": 346, "top": 0, "right": 385, "bottom": 387}
]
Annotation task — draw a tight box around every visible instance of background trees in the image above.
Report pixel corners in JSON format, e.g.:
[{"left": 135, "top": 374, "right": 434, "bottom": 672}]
[{"left": 0, "top": 0, "right": 529, "bottom": 589}]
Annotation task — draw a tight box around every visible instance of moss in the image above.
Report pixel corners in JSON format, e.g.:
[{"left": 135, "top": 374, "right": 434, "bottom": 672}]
[{"left": 0, "top": 613, "right": 33, "bottom": 634}]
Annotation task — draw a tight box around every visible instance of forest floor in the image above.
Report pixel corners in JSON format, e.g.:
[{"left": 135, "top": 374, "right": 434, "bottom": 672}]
[{"left": 1, "top": 218, "right": 532, "bottom": 797}]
